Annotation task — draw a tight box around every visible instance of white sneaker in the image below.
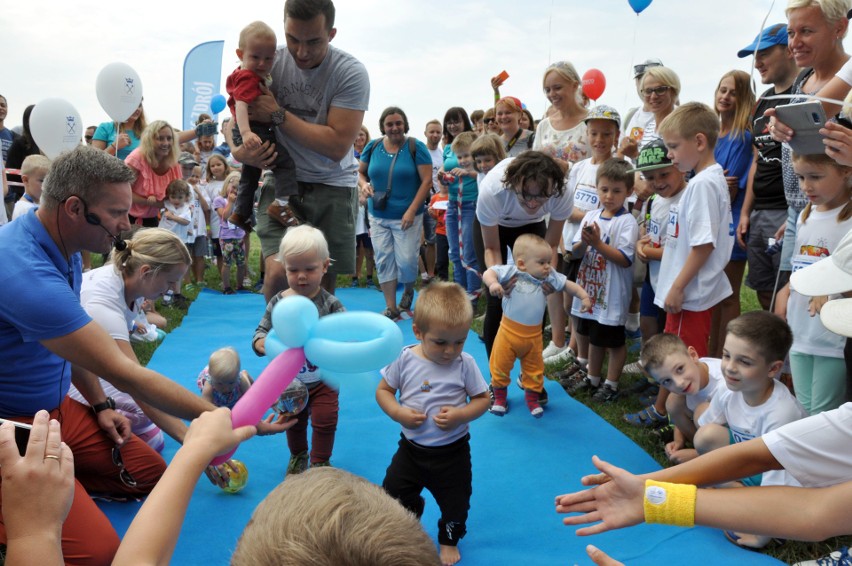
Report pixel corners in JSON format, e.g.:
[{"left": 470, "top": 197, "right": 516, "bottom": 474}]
[
  {"left": 793, "top": 547, "right": 852, "bottom": 566},
  {"left": 622, "top": 361, "right": 645, "bottom": 375},
  {"left": 543, "top": 343, "right": 574, "bottom": 364}
]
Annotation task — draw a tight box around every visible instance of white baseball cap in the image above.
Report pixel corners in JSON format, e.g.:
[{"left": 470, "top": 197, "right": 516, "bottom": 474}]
[
  {"left": 820, "top": 299, "right": 852, "bottom": 338},
  {"left": 790, "top": 228, "right": 852, "bottom": 296}
]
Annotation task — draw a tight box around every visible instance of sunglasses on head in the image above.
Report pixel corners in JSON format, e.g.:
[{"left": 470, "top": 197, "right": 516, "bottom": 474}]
[{"left": 634, "top": 62, "right": 663, "bottom": 79}]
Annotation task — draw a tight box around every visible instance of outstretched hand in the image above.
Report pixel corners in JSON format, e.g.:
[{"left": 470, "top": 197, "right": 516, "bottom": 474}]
[{"left": 554, "top": 455, "right": 645, "bottom": 536}]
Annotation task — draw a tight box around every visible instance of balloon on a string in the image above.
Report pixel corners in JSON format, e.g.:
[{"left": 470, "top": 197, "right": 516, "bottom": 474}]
[
  {"left": 628, "top": 0, "right": 653, "bottom": 14},
  {"left": 210, "top": 94, "right": 227, "bottom": 115},
  {"left": 95, "top": 62, "right": 143, "bottom": 123},
  {"left": 582, "top": 69, "right": 607, "bottom": 102},
  {"left": 29, "top": 99, "right": 83, "bottom": 159}
]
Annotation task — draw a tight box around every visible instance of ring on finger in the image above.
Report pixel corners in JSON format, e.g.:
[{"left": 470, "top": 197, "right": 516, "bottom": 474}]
[{"left": 44, "top": 455, "right": 60, "bottom": 461}]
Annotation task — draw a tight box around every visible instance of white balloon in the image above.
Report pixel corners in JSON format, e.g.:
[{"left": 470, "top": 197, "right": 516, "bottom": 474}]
[
  {"left": 95, "top": 62, "right": 143, "bottom": 123},
  {"left": 29, "top": 99, "right": 83, "bottom": 159}
]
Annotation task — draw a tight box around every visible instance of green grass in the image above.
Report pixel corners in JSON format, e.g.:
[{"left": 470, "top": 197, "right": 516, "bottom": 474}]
[{"left": 35, "top": 249, "right": 844, "bottom": 565}]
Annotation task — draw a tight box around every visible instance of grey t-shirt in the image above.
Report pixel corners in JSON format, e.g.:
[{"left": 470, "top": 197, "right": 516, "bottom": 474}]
[{"left": 269, "top": 44, "right": 370, "bottom": 188}]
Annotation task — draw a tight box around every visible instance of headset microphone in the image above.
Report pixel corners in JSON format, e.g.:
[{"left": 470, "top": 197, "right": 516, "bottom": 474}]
[{"left": 80, "top": 200, "right": 128, "bottom": 251}]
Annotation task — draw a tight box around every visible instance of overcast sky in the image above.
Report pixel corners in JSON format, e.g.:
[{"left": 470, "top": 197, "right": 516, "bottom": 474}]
[{"left": 2, "top": 0, "right": 831, "bottom": 144}]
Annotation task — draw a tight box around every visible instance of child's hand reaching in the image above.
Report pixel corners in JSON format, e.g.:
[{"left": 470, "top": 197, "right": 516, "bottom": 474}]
[
  {"left": 433, "top": 406, "right": 463, "bottom": 431},
  {"left": 808, "top": 295, "right": 829, "bottom": 316},
  {"left": 242, "top": 131, "right": 262, "bottom": 150},
  {"left": 488, "top": 281, "right": 505, "bottom": 298}
]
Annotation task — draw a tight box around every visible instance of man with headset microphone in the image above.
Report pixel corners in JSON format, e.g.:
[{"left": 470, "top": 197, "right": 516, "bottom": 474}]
[{"left": 0, "top": 145, "right": 289, "bottom": 564}]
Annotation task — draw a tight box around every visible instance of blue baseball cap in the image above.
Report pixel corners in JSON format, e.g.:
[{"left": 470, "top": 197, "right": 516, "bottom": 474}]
[{"left": 738, "top": 23, "right": 788, "bottom": 58}]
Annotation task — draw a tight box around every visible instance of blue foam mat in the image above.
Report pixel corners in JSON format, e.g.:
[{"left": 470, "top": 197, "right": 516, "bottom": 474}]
[{"left": 98, "top": 288, "right": 781, "bottom": 565}]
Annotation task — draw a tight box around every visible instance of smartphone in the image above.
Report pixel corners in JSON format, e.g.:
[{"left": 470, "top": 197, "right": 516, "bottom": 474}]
[
  {"left": 774, "top": 101, "right": 827, "bottom": 155},
  {"left": 496, "top": 70, "right": 509, "bottom": 84},
  {"left": 0, "top": 418, "right": 33, "bottom": 456}
]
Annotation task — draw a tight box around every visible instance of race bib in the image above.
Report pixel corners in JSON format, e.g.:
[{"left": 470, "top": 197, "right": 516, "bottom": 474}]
[
  {"left": 664, "top": 206, "right": 679, "bottom": 247},
  {"left": 574, "top": 185, "right": 599, "bottom": 211}
]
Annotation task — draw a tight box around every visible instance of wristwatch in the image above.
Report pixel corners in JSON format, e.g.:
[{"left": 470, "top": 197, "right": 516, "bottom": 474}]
[
  {"left": 270, "top": 108, "right": 286, "bottom": 126},
  {"left": 92, "top": 397, "right": 116, "bottom": 413}
]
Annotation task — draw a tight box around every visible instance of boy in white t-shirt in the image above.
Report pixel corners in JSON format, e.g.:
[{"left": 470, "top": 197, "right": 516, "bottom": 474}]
[
  {"left": 565, "top": 159, "right": 639, "bottom": 403},
  {"left": 11, "top": 155, "right": 50, "bottom": 220},
  {"left": 655, "top": 102, "right": 734, "bottom": 358},
  {"left": 639, "top": 333, "right": 724, "bottom": 464},
  {"left": 556, "top": 106, "right": 621, "bottom": 368},
  {"left": 695, "top": 311, "right": 806, "bottom": 548},
  {"left": 483, "top": 234, "right": 591, "bottom": 417}
]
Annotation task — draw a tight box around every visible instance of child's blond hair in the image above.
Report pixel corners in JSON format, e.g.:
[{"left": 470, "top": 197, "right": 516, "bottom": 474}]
[
  {"left": 221, "top": 171, "right": 242, "bottom": 197},
  {"left": 640, "top": 333, "right": 690, "bottom": 375},
  {"left": 239, "top": 21, "right": 277, "bottom": 50},
  {"left": 412, "top": 281, "right": 472, "bottom": 334},
  {"left": 208, "top": 347, "right": 240, "bottom": 383},
  {"left": 450, "top": 131, "right": 477, "bottom": 155},
  {"left": 277, "top": 224, "right": 331, "bottom": 264},
  {"left": 470, "top": 134, "right": 506, "bottom": 172},
  {"left": 512, "top": 233, "right": 549, "bottom": 261},
  {"left": 231, "top": 467, "right": 441, "bottom": 566},
  {"left": 657, "top": 102, "right": 720, "bottom": 149},
  {"left": 21, "top": 154, "right": 50, "bottom": 178},
  {"left": 792, "top": 152, "right": 852, "bottom": 223}
]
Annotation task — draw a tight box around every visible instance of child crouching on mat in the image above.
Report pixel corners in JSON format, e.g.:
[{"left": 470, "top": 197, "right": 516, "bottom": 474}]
[
  {"left": 483, "top": 233, "right": 591, "bottom": 418},
  {"left": 252, "top": 225, "right": 345, "bottom": 474},
  {"left": 376, "top": 281, "right": 490, "bottom": 566},
  {"left": 197, "top": 347, "right": 254, "bottom": 409}
]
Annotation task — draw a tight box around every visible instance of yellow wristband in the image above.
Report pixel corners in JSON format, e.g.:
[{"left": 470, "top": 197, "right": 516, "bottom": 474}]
[{"left": 643, "top": 479, "right": 697, "bottom": 527}]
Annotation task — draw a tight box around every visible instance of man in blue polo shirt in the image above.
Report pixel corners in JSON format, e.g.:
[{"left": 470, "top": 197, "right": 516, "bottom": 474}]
[{"left": 0, "top": 146, "right": 216, "bottom": 564}]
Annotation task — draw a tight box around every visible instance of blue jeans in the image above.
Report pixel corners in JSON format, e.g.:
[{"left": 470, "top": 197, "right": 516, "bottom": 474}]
[{"left": 445, "top": 200, "right": 481, "bottom": 294}]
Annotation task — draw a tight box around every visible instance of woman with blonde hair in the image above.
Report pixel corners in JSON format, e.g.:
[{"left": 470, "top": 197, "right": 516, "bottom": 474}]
[
  {"left": 638, "top": 66, "right": 681, "bottom": 149},
  {"left": 533, "top": 60, "right": 590, "bottom": 166},
  {"left": 708, "top": 70, "right": 756, "bottom": 357},
  {"left": 125, "top": 120, "right": 182, "bottom": 227},
  {"left": 69, "top": 228, "right": 191, "bottom": 452}
]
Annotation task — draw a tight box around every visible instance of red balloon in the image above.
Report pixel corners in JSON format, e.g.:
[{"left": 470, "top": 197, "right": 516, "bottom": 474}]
[{"left": 582, "top": 69, "right": 607, "bottom": 102}]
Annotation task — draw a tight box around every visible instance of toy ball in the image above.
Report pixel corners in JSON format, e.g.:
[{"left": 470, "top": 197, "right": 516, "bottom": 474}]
[
  {"left": 273, "top": 379, "right": 309, "bottom": 417},
  {"left": 222, "top": 459, "right": 248, "bottom": 493}
]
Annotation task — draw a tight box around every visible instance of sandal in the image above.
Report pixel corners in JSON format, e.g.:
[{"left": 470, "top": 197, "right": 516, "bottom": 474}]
[
  {"left": 382, "top": 307, "right": 401, "bottom": 320},
  {"left": 267, "top": 200, "right": 302, "bottom": 228},
  {"left": 623, "top": 405, "right": 668, "bottom": 428},
  {"left": 723, "top": 530, "right": 785, "bottom": 551}
]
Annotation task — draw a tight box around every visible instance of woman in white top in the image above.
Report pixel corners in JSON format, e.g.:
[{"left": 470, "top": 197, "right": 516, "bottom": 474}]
[
  {"left": 69, "top": 228, "right": 190, "bottom": 452},
  {"left": 533, "top": 61, "right": 590, "bottom": 167}
]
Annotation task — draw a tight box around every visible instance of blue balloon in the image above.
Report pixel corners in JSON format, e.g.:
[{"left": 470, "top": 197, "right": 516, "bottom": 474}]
[
  {"left": 210, "top": 94, "right": 227, "bottom": 115},
  {"left": 305, "top": 311, "right": 403, "bottom": 373},
  {"left": 628, "top": 0, "right": 652, "bottom": 13},
  {"left": 264, "top": 331, "right": 289, "bottom": 358},
  {"left": 272, "top": 295, "right": 318, "bottom": 348}
]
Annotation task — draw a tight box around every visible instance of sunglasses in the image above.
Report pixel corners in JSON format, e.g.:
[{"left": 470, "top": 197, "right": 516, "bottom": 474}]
[
  {"left": 484, "top": 118, "right": 495, "bottom": 125},
  {"left": 633, "top": 62, "right": 663, "bottom": 78},
  {"left": 112, "top": 445, "right": 152, "bottom": 489},
  {"left": 642, "top": 85, "right": 671, "bottom": 98},
  {"left": 515, "top": 191, "right": 551, "bottom": 203}
]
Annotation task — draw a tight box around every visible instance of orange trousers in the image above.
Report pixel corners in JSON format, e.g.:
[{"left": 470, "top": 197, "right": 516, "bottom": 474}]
[{"left": 489, "top": 316, "right": 545, "bottom": 392}]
